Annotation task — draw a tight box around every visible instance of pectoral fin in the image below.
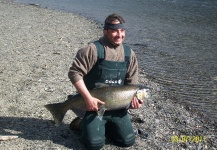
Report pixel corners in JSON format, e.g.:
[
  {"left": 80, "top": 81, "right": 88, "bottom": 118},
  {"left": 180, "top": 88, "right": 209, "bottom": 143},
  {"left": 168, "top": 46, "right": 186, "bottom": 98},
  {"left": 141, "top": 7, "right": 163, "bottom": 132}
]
[{"left": 97, "top": 108, "right": 106, "bottom": 120}]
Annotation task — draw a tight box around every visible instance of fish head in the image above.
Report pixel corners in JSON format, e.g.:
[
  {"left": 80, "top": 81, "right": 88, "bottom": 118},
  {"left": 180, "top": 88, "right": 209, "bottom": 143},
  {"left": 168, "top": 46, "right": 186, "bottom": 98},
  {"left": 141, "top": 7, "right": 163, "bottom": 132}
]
[{"left": 135, "top": 87, "right": 150, "bottom": 101}]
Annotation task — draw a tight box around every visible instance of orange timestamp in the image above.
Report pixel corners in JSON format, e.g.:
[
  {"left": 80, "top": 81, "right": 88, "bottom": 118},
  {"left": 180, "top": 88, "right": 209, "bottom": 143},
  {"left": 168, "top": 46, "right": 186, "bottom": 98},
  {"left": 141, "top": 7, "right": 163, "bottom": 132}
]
[{"left": 171, "top": 135, "right": 207, "bottom": 143}]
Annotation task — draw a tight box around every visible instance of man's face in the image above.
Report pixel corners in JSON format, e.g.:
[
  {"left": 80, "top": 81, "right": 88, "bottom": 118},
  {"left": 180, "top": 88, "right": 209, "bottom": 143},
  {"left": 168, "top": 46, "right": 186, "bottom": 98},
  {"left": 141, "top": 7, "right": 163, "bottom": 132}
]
[{"left": 104, "top": 21, "right": 125, "bottom": 46}]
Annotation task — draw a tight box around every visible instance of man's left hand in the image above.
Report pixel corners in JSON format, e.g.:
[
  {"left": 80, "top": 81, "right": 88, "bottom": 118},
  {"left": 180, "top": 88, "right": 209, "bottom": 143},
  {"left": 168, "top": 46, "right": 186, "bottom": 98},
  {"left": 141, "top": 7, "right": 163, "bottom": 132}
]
[{"left": 130, "top": 96, "right": 143, "bottom": 109}]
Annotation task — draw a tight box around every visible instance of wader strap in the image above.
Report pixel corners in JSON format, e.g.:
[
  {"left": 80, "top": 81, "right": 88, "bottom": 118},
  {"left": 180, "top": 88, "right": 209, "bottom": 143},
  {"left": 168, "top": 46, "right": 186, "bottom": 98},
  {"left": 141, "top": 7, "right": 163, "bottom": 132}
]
[
  {"left": 93, "top": 41, "right": 131, "bottom": 64},
  {"left": 123, "top": 44, "right": 131, "bottom": 63},
  {"left": 93, "top": 41, "right": 104, "bottom": 61}
]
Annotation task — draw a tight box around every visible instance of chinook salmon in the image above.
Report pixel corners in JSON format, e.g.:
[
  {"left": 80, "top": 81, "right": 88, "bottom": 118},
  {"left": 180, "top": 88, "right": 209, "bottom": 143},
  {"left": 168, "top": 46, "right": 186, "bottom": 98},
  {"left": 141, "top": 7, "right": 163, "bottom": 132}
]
[{"left": 45, "top": 84, "right": 149, "bottom": 126}]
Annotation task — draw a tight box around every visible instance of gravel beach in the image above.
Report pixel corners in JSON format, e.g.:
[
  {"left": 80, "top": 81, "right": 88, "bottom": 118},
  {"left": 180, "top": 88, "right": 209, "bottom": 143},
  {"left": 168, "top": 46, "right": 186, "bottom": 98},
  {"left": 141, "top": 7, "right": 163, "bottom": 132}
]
[{"left": 0, "top": 0, "right": 216, "bottom": 149}]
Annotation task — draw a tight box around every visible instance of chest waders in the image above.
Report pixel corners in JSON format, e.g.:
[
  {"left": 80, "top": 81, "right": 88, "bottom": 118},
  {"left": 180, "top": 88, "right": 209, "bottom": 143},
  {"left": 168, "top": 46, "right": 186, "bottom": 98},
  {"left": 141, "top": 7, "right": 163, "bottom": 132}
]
[
  {"left": 81, "top": 41, "right": 135, "bottom": 149},
  {"left": 83, "top": 40, "right": 131, "bottom": 89}
]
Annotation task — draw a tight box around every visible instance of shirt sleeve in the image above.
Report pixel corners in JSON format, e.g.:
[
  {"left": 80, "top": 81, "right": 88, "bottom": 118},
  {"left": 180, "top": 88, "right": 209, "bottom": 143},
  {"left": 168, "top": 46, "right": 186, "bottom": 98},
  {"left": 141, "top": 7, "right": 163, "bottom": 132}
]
[
  {"left": 124, "top": 49, "right": 139, "bottom": 84},
  {"left": 68, "top": 43, "right": 97, "bottom": 84}
]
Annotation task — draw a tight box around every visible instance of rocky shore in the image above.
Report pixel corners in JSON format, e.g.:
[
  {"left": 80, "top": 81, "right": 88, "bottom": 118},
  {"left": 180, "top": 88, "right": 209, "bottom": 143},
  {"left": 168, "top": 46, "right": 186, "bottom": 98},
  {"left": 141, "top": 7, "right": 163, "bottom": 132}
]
[{"left": 0, "top": 0, "right": 216, "bottom": 149}]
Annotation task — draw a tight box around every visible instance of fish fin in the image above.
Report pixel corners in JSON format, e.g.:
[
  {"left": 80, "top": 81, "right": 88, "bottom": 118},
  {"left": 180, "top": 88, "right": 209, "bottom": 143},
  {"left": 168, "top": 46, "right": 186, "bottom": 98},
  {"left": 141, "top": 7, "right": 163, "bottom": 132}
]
[
  {"left": 44, "top": 103, "right": 67, "bottom": 126},
  {"left": 71, "top": 108, "right": 86, "bottom": 118},
  {"left": 126, "top": 103, "right": 131, "bottom": 109},
  {"left": 97, "top": 108, "right": 106, "bottom": 120}
]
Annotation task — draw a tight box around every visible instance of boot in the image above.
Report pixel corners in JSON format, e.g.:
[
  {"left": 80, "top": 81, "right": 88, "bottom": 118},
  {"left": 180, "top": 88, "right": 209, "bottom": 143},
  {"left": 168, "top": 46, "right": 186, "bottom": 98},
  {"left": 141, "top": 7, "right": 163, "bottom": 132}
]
[{"left": 69, "top": 117, "right": 82, "bottom": 131}]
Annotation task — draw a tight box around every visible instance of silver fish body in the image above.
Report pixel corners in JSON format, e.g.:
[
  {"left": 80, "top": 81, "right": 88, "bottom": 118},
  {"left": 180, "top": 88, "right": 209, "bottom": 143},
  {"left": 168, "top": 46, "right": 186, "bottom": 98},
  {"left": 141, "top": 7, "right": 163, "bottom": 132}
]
[{"left": 45, "top": 84, "right": 149, "bottom": 126}]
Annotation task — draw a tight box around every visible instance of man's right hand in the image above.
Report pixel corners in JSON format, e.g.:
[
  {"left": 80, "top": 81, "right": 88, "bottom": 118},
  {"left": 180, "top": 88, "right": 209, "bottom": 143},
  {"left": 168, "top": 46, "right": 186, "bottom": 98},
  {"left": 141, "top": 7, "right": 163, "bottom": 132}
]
[
  {"left": 73, "top": 79, "right": 105, "bottom": 112},
  {"left": 84, "top": 96, "right": 105, "bottom": 111}
]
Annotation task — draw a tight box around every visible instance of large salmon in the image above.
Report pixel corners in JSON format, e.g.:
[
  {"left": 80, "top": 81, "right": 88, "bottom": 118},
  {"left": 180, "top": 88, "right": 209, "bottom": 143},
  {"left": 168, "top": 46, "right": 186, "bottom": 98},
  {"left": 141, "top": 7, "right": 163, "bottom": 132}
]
[{"left": 45, "top": 84, "right": 149, "bottom": 126}]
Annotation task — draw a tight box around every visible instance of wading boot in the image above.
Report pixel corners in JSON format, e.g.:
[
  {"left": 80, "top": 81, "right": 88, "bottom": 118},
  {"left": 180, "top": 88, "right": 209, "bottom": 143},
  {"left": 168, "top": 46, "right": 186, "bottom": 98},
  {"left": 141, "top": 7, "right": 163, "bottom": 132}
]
[{"left": 69, "top": 117, "right": 82, "bottom": 131}]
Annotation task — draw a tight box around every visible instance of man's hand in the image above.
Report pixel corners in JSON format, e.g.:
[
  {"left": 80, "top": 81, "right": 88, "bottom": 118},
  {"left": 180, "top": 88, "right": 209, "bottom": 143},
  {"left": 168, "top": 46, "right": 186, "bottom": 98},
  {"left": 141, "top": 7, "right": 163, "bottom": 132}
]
[
  {"left": 85, "top": 96, "right": 105, "bottom": 111},
  {"left": 130, "top": 96, "right": 143, "bottom": 109},
  {"left": 73, "top": 80, "right": 105, "bottom": 111}
]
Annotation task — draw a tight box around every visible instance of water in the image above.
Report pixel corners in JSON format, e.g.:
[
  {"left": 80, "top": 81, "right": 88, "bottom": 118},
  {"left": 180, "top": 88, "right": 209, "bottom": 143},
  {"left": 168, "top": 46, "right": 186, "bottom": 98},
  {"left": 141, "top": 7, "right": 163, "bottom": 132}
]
[{"left": 15, "top": 0, "right": 217, "bottom": 121}]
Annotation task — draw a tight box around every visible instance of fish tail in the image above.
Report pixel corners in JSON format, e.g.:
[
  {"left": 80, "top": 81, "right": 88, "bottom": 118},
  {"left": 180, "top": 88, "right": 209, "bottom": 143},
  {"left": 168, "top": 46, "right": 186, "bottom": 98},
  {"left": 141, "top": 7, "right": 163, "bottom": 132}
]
[{"left": 44, "top": 103, "right": 67, "bottom": 126}]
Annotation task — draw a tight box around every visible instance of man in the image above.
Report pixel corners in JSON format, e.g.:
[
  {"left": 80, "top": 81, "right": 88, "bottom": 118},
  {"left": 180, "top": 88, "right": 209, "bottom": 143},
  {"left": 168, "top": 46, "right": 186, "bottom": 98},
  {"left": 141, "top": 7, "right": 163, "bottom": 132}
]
[{"left": 68, "top": 13, "right": 143, "bottom": 150}]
